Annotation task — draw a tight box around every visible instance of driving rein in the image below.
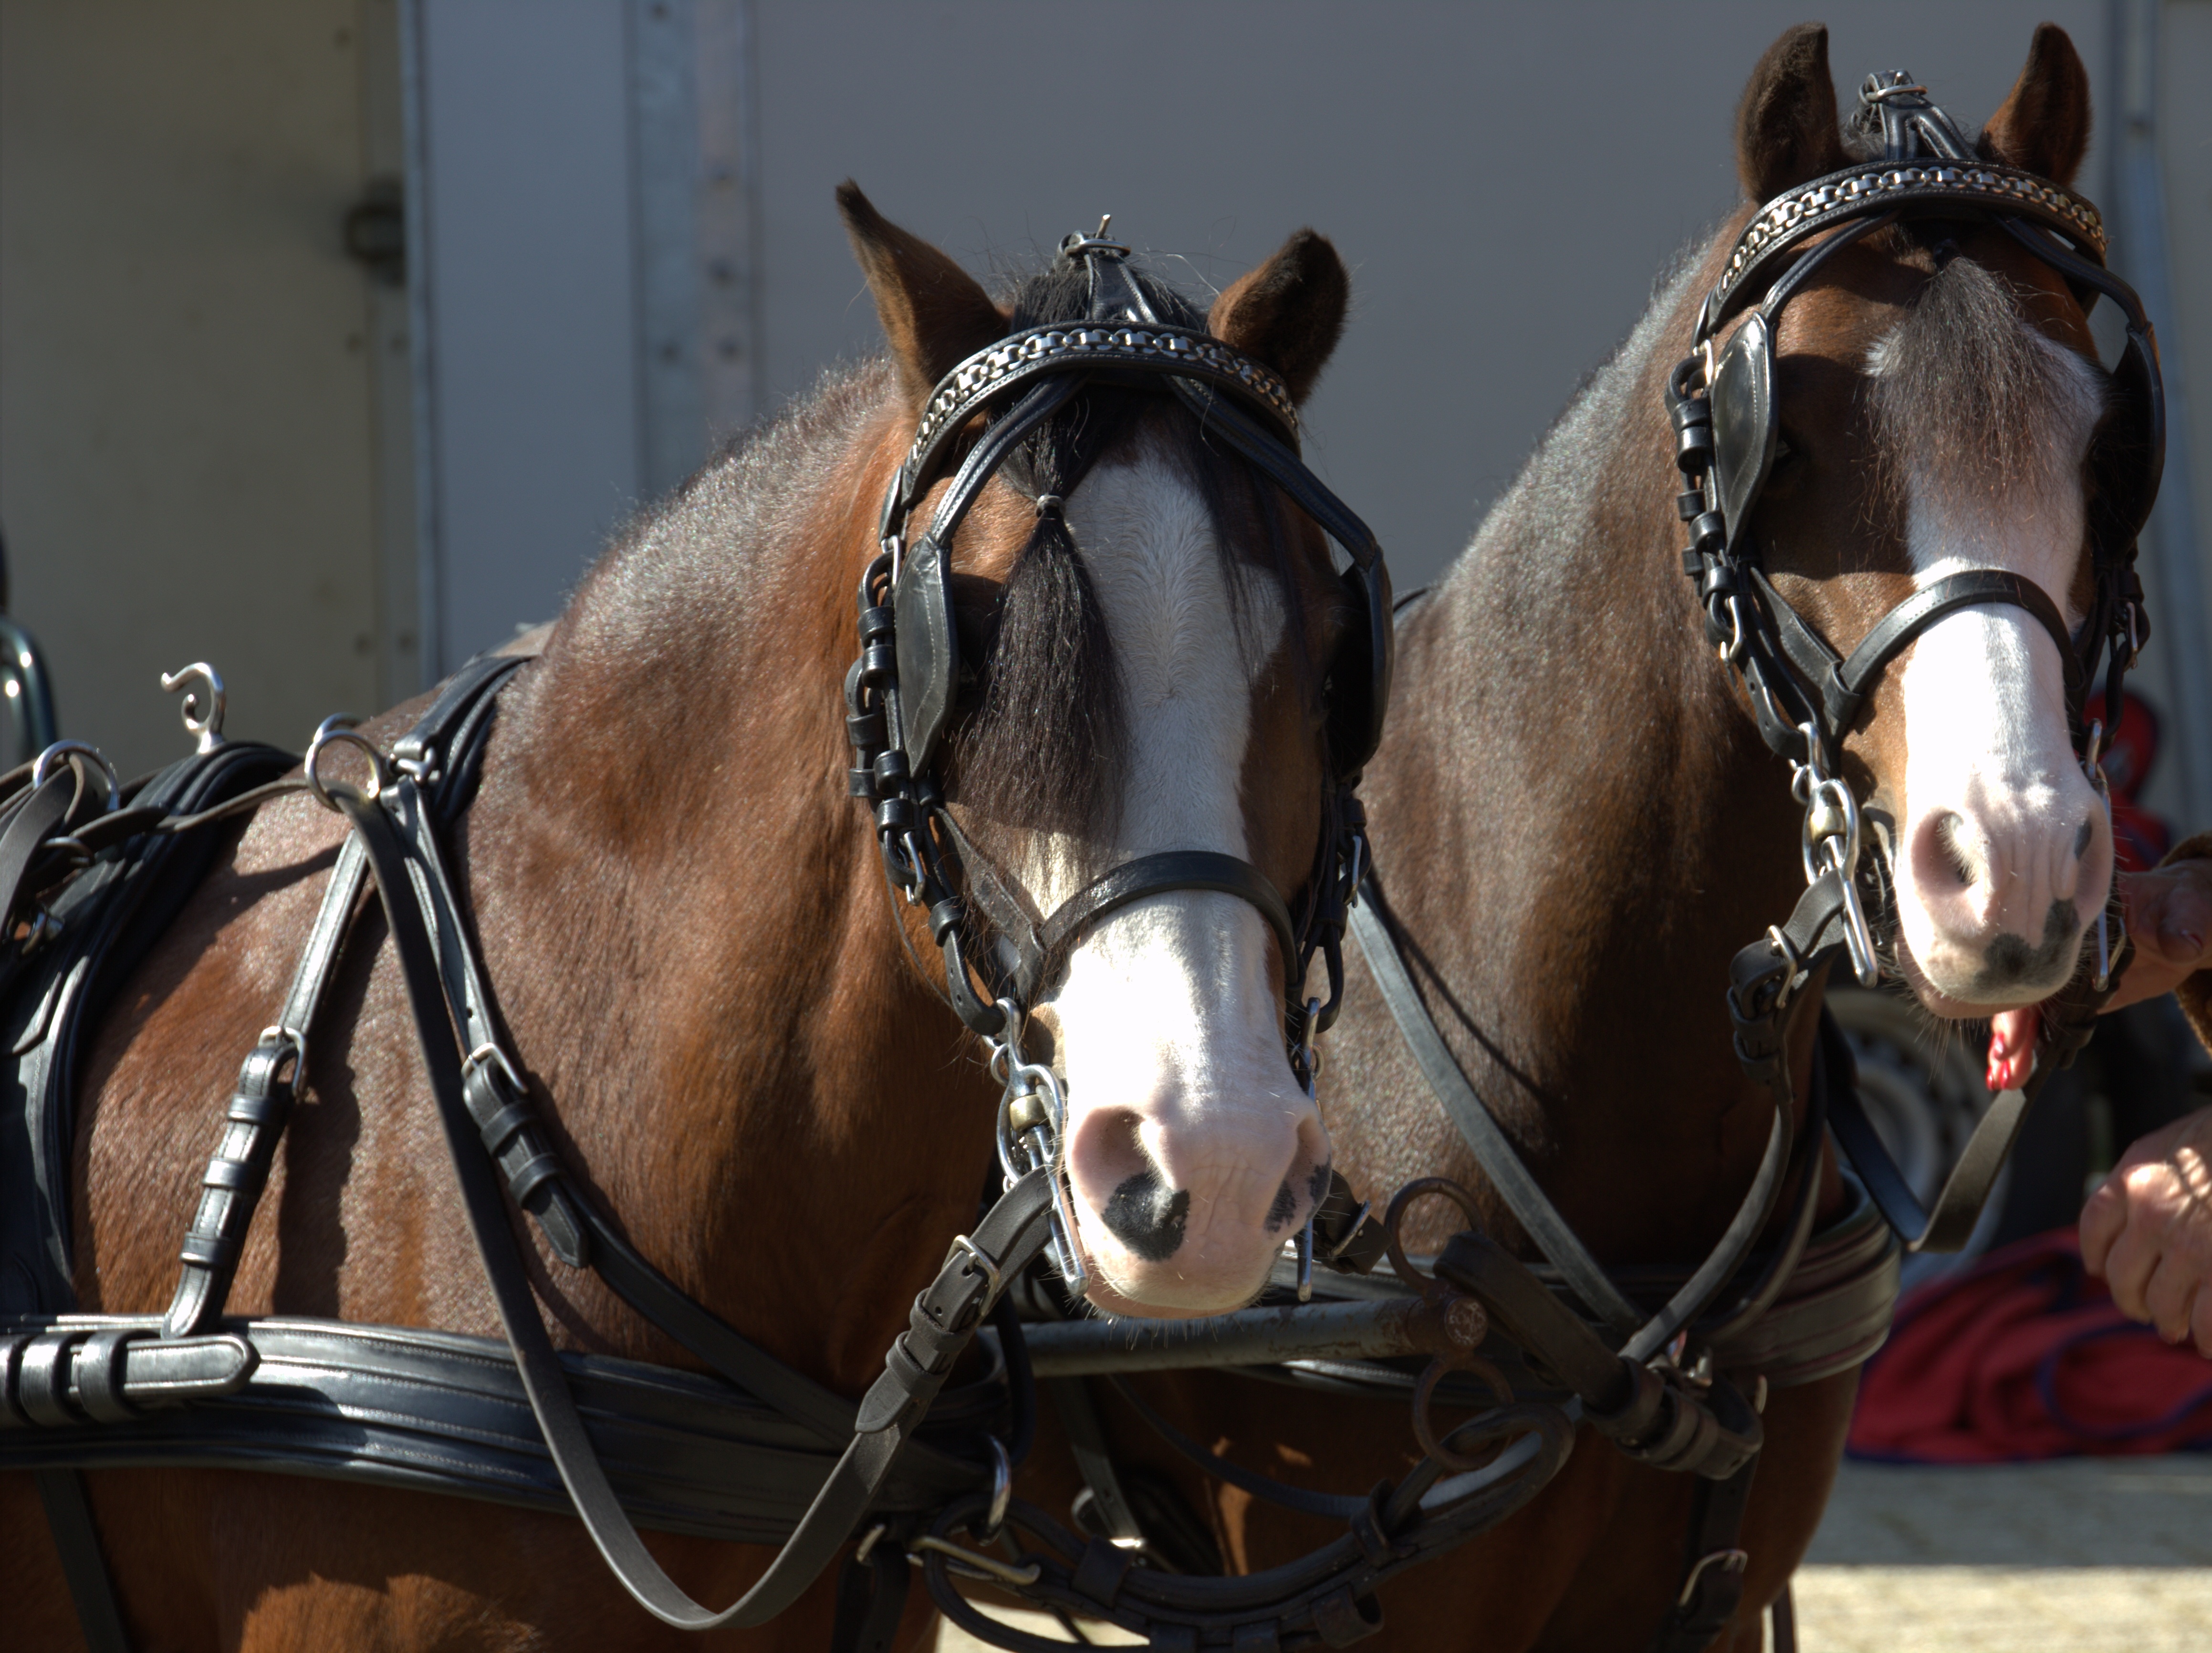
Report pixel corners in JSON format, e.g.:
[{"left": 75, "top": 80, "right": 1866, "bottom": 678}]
[{"left": 1, "top": 79, "right": 2163, "bottom": 1650}]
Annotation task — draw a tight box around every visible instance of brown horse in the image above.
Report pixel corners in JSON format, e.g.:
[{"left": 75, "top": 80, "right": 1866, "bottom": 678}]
[
  {"left": 1044, "top": 24, "right": 2130, "bottom": 1651},
  {"left": 1, "top": 189, "right": 1368, "bottom": 1649}
]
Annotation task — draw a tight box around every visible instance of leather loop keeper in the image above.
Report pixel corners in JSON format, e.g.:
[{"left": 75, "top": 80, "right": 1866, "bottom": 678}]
[
  {"left": 1070, "top": 1538, "right": 1132, "bottom": 1609},
  {"left": 17, "top": 1333, "right": 81, "bottom": 1426},
  {"left": 72, "top": 1330, "right": 138, "bottom": 1424},
  {"left": 226, "top": 1088, "right": 288, "bottom": 1127},
  {"left": 1349, "top": 1482, "right": 1398, "bottom": 1567},
  {"left": 506, "top": 1153, "right": 566, "bottom": 1209},
  {"left": 475, "top": 1101, "right": 535, "bottom": 1155},
  {"left": 200, "top": 1157, "right": 255, "bottom": 1191},
  {"left": 177, "top": 1231, "right": 235, "bottom": 1269}
]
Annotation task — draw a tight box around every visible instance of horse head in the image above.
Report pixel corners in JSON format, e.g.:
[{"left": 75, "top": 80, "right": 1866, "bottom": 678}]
[
  {"left": 840, "top": 190, "right": 1364, "bottom": 1316},
  {"left": 1713, "top": 23, "right": 2146, "bottom": 1023}
]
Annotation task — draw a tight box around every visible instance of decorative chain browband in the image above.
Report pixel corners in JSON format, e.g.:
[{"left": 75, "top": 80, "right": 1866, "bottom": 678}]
[
  {"left": 1704, "top": 160, "right": 2108, "bottom": 335},
  {"left": 902, "top": 322, "right": 1299, "bottom": 481}
]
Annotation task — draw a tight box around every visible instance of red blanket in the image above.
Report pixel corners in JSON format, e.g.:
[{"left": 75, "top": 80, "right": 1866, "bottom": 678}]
[{"left": 1847, "top": 1229, "right": 2212, "bottom": 1462}]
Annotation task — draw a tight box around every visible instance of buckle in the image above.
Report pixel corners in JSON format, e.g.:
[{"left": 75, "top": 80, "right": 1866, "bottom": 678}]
[{"left": 942, "top": 1233, "right": 1002, "bottom": 1302}]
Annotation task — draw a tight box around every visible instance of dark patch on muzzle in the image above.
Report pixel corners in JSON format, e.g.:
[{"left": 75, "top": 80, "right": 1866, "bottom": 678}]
[
  {"left": 1972, "top": 899, "right": 2081, "bottom": 994},
  {"left": 1263, "top": 1162, "right": 1333, "bottom": 1234},
  {"left": 1102, "top": 1170, "right": 1189, "bottom": 1262}
]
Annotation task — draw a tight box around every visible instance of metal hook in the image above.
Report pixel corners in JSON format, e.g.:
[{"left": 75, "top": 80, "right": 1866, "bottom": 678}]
[{"left": 159, "top": 662, "right": 228, "bottom": 753}]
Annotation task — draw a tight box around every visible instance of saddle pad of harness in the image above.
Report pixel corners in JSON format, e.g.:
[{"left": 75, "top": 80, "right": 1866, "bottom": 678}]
[{"left": 0, "top": 740, "right": 299, "bottom": 1317}]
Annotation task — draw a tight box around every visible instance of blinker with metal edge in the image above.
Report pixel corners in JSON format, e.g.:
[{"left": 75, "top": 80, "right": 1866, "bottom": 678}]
[
  {"left": 840, "top": 217, "right": 1398, "bottom": 1300},
  {"left": 1669, "top": 69, "right": 2166, "bottom": 1255}
]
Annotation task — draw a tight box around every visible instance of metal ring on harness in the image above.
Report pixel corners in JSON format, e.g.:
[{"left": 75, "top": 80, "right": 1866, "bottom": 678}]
[
  {"left": 31, "top": 741, "right": 121, "bottom": 813},
  {"left": 305, "top": 718, "right": 392, "bottom": 812}
]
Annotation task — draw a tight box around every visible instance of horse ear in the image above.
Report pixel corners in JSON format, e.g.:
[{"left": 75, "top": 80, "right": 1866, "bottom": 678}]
[
  {"left": 1207, "top": 229, "right": 1349, "bottom": 406},
  {"left": 1735, "top": 22, "right": 1847, "bottom": 202},
  {"left": 1979, "top": 24, "right": 2092, "bottom": 185},
  {"left": 836, "top": 181, "right": 1007, "bottom": 406}
]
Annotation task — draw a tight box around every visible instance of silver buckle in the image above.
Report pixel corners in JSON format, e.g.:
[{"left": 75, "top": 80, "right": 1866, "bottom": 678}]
[{"left": 942, "top": 1234, "right": 1002, "bottom": 1302}]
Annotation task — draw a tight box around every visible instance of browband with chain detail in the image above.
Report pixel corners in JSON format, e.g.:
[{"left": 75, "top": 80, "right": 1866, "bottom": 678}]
[
  {"left": 1701, "top": 159, "right": 2108, "bottom": 338},
  {"left": 893, "top": 322, "right": 1301, "bottom": 514}
]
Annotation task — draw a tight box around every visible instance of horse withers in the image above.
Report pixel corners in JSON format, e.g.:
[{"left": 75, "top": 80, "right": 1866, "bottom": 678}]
[
  {"left": 1, "top": 189, "right": 1382, "bottom": 1649},
  {"left": 1033, "top": 24, "right": 2155, "bottom": 1651}
]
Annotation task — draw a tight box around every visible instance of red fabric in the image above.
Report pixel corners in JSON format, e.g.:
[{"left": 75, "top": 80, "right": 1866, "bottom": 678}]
[
  {"left": 1847, "top": 1229, "right": 2212, "bottom": 1463},
  {"left": 2101, "top": 692, "right": 2172, "bottom": 872}
]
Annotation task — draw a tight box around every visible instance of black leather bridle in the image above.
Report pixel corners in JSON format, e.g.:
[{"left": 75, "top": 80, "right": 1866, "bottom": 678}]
[
  {"left": 1670, "top": 72, "right": 2164, "bottom": 996},
  {"left": 843, "top": 229, "right": 1394, "bottom": 1292}
]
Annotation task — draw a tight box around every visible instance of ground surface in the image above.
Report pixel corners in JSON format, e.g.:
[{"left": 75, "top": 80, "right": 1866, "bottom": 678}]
[{"left": 934, "top": 1455, "right": 2212, "bottom": 1650}]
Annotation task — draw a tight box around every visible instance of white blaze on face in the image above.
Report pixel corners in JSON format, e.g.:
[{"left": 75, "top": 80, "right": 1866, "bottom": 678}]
[
  {"left": 1874, "top": 323, "right": 2112, "bottom": 1012},
  {"left": 1030, "top": 454, "right": 1329, "bottom": 1318}
]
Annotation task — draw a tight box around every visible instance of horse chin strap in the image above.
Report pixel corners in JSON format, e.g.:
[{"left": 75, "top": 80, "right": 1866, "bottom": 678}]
[
  {"left": 1672, "top": 67, "right": 2165, "bottom": 1257},
  {"left": 844, "top": 225, "right": 1388, "bottom": 1298}
]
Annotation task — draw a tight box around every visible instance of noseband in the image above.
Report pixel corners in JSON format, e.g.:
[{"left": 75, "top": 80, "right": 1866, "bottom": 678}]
[
  {"left": 1669, "top": 72, "right": 2165, "bottom": 993},
  {"left": 843, "top": 228, "right": 1394, "bottom": 1291}
]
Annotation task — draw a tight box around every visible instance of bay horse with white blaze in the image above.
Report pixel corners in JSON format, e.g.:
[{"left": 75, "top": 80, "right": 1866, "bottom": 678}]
[
  {"left": 1030, "top": 23, "right": 2158, "bottom": 1652},
  {"left": 1, "top": 188, "right": 1381, "bottom": 1649}
]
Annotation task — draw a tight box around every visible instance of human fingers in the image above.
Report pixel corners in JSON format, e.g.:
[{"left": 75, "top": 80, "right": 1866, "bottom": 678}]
[
  {"left": 2097, "top": 1170, "right": 2167, "bottom": 1322},
  {"left": 2080, "top": 1169, "right": 2129, "bottom": 1275},
  {"left": 2104, "top": 864, "right": 2212, "bottom": 1012},
  {"left": 2141, "top": 1252, "right": 2202, "bottom": 1348}
]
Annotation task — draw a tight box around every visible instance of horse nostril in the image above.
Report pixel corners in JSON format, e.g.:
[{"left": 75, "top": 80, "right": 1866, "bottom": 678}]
[{"left": 1933, "top": 812, "right": 1981, "bottom": 888}]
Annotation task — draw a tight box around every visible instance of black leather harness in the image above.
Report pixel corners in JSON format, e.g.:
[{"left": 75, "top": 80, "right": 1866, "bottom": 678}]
[{"left": 1, "top": 658, "right": 1059, "bottom": 1649}]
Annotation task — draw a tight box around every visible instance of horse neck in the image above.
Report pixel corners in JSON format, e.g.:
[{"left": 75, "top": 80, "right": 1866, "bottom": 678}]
[
  {"left": 455, "top": 382, "right": 1000, "bottom": 1393},
  {"left": 1365, "top": 238, "right": 1816, "bottom": 1256}
]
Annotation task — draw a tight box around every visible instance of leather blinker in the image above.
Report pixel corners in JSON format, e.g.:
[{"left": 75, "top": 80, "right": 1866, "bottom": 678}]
[
  {"left": 892, "top": 534, "right": 958, "bottom": 770},
  {"left": 1709, "top": 312, "right": 1778, "bottom": 544}
]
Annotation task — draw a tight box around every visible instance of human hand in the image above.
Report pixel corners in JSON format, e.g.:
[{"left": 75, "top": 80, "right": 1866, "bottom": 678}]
[
  {"left": 2101, "top": 856, "right": 2211, "bottom": 1012},
  {"left": 2080, "top": 1104, "right": 2212, "bottom": 1356}
]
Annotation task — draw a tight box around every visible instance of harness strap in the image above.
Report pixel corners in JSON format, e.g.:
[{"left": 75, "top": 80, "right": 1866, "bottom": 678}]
[
  {"left": 1346, "top": 891, "right": 1644, "bottom": 1337},
  {"left": 164, "top": 836, "right": 366, "bottom": 1337},
  {"left": 34, "top": 1468, "right": 133, "bottom": 1653},
  {"left": 333, "top": 775, "right": 1060, "bottom": 1629},
  {"left": 1643, "top": 1453, "right": 1759, "bottom": 1653},
  {"left": 1023, "top": 849, "right": 1297, "bottom": 1008}
]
